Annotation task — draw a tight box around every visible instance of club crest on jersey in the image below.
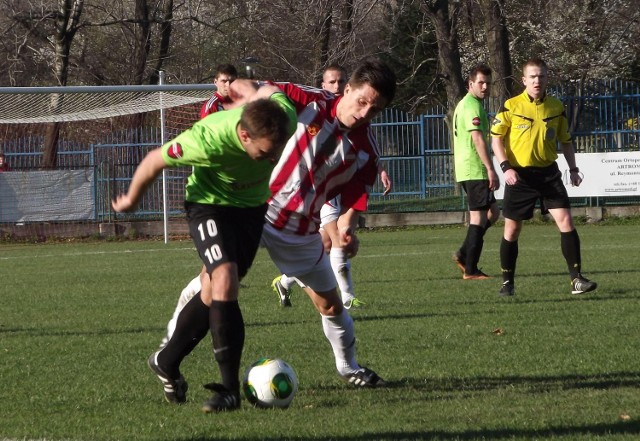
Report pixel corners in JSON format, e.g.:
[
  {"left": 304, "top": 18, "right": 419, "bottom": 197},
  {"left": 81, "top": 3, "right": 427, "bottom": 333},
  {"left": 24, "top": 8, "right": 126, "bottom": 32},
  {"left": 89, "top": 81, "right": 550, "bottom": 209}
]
[
  {"left": 307, "top": 123, "right": 320, "bottom": 136},
  {"left": 168, "top": 142, "right": 183, "bottom": 159},
  {"left": 472, "top": 117, "right": 481, "bottom": 126}
]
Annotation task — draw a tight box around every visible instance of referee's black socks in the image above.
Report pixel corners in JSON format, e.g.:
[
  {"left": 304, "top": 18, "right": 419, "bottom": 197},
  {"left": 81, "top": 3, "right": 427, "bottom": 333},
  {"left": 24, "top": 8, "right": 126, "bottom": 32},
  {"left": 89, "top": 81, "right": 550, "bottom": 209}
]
[{"left": 561, "top": 229, "right": 581, "bottom": 280}]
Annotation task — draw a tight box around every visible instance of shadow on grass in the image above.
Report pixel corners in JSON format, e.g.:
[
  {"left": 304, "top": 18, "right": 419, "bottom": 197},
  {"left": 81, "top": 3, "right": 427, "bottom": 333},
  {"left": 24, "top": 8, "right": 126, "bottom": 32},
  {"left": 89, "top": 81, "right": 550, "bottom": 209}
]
[
  {"left": 175, "top": 420, "right": 640, "bottom": 440},
  {"left": 383, "top": 370, "right": 640, "bottom": 394}
]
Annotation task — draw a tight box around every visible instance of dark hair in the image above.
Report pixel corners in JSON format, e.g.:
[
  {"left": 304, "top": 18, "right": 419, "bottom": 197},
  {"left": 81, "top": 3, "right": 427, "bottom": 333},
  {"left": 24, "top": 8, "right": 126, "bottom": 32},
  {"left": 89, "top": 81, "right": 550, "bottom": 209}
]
[
  {"left": 467, "top": 64, "right": 492, "bottom": 83},
  {"left": 215, "top": 64, "right": 238, "bottom": 78},
  {"left": 523, "top": 58, "right": 548, "bottom": 73},
  {"left": 240, "top": 99, "right": 293, "bottom": 149},
  {"left": 348, "top": 58, "right": 397, "bottom": 104},
  {"left": 324, "top": 63, "right": 347, "bottom": 76}
]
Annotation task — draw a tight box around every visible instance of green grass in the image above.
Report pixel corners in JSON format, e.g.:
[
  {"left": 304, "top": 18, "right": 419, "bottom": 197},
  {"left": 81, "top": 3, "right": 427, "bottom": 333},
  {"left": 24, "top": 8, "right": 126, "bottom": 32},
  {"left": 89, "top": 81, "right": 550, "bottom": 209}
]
[{"left": 1, "top": 223, "right": 639, "bottom": 440}]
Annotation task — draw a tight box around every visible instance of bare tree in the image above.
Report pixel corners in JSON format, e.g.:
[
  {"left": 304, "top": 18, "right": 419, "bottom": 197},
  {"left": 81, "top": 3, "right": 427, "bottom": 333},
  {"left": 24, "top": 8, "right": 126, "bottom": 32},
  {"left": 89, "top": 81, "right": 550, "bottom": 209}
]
[
  {"left": 43, "top": 0, "right": 84, "bottom": 168},
  {"left": 479, "top": 0, "right": 514, "bottom": 107},
  {"left": 420, "top": 0, "right": 465, "bottom": 114}
]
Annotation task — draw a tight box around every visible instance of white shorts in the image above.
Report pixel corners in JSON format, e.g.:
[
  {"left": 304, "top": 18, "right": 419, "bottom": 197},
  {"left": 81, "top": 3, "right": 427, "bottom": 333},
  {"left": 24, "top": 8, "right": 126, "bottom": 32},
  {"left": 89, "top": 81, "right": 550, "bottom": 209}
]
[
  {"left": 320, "top": 196, "right": 341, "bottom": 228},
  {"left": 261, "top": 223, "right": 335, "bottom": 292}
]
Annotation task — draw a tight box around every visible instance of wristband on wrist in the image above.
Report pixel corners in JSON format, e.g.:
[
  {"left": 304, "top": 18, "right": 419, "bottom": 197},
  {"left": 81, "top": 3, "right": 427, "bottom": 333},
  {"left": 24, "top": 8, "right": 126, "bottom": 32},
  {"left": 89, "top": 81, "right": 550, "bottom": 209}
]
[
  {"left": 500, "top": 161, "right": 513, "bottom": 172},
  {"left": 570, "top": 167, "right": 579, "bottom": 173}
]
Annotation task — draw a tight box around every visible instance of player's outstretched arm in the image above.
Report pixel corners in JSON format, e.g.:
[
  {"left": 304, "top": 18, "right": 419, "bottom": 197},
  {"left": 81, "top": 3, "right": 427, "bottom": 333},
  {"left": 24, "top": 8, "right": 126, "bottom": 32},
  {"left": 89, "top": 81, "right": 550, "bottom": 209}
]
[
  {"left": 227, "top": 79, "right": 281, "bottom": 109},
  {"left": 112, "top": 148, "right": 167, "bottom": 212}
]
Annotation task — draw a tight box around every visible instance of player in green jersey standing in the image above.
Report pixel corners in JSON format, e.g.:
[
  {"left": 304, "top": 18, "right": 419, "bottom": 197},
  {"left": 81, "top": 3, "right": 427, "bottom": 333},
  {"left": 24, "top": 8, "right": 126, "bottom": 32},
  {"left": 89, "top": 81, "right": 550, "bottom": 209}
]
[
  {"left": 112, "top": 85, "right": 297, "bottom": 412},
  {"left": 452, "top": 64, "right": 500, "bottom": 280}
]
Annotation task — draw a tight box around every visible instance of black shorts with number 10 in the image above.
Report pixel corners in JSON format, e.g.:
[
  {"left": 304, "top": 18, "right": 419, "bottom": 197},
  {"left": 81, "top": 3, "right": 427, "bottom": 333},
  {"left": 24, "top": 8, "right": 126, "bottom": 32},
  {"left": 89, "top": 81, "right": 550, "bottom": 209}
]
[{"left": 186, "top": 202, "right": 268, "bottom": 278}]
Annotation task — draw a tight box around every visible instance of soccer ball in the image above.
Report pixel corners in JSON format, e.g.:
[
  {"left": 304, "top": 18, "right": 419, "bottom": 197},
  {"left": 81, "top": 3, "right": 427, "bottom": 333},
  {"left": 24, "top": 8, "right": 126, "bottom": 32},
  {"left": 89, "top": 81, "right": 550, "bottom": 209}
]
[{"left": 242, "top": 358, "right": 298, "bottom": 408}]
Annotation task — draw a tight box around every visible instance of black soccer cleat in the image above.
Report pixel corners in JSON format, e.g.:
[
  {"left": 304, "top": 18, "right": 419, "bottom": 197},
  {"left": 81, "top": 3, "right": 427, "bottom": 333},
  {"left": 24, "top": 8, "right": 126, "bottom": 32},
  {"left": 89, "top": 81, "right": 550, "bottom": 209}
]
[
  {"left": 498, "top": 281, "right": 515, "bottom": 297},
  {"left": 341, "top": 367, "right": 386, "bottom": 388},
  {"left": 147, "top": 351, "right": 188, "bottom": 404},
  {"left": 571, "top": 275, "right": 597, "bottom": 295},
  {"left": 202, "top": 383, "right": 241, "bottom": 413}
]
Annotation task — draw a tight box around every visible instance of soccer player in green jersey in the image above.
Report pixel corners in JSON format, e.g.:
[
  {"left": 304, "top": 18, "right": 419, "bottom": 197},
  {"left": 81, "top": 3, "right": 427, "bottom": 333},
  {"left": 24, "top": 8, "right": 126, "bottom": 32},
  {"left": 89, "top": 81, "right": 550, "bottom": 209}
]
[
  {"left": 491, "top": 57, "right": 597, "bottom": 297},
  {"left": 112, "top": 85, "right": 297, "bottom": 411},
  {"left": 452, "top": 64, "right": 500, "bottom": 280}
]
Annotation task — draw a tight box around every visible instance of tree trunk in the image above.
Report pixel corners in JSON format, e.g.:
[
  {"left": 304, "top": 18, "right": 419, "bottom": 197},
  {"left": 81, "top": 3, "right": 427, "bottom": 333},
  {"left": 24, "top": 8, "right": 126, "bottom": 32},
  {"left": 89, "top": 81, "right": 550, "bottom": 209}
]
[
  {"left": 481, "top": 0, "right": 515, "bottom": 110},
  {"left": 149, "top": 0, "right": 174, "bottom": 86},
  {"left": 421, "top": 0, "right": 465, "bottom": 116},
  {"left": 314, "top": 7, "right": 333, "bottom": 86},
  {"left": 43, "top": 0, "right": 84, "bottom": 169}
]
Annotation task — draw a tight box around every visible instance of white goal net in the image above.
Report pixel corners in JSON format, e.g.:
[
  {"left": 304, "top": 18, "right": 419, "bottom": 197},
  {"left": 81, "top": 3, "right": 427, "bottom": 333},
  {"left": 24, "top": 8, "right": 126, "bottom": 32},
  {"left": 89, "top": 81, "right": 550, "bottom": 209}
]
[{"left": 0, "top": 83, "right": 215, "bottom": 241}]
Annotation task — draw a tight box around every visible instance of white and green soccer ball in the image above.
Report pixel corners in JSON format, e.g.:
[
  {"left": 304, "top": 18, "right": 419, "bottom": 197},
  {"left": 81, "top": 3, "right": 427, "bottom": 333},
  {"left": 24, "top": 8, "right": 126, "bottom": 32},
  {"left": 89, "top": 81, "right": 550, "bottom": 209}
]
[{"left": 243, "top": 358, "right": 298, "bottom": 408}]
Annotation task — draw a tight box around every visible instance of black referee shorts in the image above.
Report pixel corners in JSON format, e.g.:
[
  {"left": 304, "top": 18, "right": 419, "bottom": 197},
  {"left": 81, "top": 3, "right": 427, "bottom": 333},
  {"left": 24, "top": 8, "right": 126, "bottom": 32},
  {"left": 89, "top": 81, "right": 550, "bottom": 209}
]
[
  {"left": 185, "top": 202, "right": 267, "bottom": 278},
  {"left": 502, "top": 162, "right": 570, "bottom": 221}
]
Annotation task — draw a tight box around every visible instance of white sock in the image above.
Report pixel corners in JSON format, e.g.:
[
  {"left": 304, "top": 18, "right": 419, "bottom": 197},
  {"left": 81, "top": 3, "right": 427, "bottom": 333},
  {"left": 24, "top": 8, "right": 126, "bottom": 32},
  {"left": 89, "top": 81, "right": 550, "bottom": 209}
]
[
  {"left": 321, "top": 310, "right": 359, "bottom": 375},
  {"left": 280, "top": 274, "right": 295, "bottom": 290},
  {"left": 280, "top": 274, "right": 306, "bottom": 289},
  {"left": 166, "top": 276, "right": 201, "bottom": 340},
  {"left": 330, "top": 248, "right": 355, "bottom": 303}
]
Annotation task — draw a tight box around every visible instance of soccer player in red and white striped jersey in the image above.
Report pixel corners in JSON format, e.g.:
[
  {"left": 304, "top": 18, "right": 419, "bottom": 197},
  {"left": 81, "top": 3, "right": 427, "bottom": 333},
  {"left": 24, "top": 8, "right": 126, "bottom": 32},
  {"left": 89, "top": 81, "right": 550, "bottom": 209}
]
[
  {"left": 159, "top": 60, "right": 397, "bottom": 403},
  {"left": 230, "top": 59, "right": 396, "bottom": 387},
  {"left": 199, "top": 64, "right": 238, "bottom": 119}
]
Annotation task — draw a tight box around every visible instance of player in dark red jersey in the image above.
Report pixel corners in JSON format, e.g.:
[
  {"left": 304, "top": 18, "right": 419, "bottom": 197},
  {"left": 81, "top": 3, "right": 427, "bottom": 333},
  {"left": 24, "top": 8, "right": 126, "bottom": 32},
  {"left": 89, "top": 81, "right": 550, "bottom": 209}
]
[{"left": 199, "top": 64, "right": 238, "bottom": 119}]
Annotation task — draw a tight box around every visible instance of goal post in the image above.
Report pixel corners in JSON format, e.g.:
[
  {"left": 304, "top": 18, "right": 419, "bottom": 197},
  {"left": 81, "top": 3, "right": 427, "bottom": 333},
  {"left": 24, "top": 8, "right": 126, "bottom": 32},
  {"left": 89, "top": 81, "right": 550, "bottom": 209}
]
[{"left": 0, "top": 81, "right": 215, "bottom": 242}]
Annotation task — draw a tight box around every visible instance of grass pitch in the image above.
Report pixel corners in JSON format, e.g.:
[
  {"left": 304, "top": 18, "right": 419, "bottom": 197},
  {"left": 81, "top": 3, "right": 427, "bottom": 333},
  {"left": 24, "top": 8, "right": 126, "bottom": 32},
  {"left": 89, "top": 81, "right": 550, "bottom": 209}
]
[{"left": 1, "top": 222, "right": 639, "bottom": 440}]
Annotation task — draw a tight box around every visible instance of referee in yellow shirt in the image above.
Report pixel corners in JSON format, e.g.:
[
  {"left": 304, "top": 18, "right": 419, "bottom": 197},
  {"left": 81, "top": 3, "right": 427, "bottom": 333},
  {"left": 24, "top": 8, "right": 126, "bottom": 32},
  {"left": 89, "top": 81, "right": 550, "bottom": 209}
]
[{"left": 491, "top": 58, "right": 597, "bottom": 297}]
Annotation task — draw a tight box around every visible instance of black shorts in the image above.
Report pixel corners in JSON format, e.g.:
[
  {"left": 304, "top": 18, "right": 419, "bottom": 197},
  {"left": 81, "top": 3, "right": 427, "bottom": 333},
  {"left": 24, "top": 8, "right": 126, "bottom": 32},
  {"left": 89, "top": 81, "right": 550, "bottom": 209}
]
[
  {"left": 461, "top": 180, "right": 496, "bottom": 211},
  {"left": 502, "top": 163, "right": 570, "bottom": 221},
  {"left": 185, "top": 202, "right": 267, "bottom": 278}
]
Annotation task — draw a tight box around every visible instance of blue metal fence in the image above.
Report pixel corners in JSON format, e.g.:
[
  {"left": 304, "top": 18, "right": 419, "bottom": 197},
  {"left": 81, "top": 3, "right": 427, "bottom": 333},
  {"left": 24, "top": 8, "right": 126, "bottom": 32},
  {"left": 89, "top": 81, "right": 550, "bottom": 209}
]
[{"left": 1, "top": 79, "right": 639, "bottom": 221}]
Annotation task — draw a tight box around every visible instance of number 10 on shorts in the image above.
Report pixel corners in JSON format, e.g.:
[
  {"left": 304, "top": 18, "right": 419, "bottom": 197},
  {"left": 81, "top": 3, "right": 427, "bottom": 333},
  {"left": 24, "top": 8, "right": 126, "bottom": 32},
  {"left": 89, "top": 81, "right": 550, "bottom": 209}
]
[{"left": 198, "top": 219, "right": 223, "bottom": 264}]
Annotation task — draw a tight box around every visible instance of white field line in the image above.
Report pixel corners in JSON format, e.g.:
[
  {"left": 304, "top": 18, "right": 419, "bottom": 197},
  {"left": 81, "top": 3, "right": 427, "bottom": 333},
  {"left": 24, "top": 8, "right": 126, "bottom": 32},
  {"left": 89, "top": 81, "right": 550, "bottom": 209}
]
[{"left": 0, "top": 242, "right": 633, "bottom": 262}]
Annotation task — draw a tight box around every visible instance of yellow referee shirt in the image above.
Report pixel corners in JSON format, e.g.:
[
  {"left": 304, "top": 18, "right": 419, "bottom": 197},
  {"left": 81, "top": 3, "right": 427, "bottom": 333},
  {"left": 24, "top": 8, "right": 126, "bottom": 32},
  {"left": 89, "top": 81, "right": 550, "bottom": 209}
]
[{"left": 491, "top": 90, "right": 572, "bottom": 167}]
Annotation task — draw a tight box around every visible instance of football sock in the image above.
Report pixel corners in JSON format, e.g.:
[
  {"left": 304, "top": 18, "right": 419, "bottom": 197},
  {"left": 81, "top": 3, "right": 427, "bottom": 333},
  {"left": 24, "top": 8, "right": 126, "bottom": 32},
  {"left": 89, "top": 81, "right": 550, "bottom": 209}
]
[
  {"left": 166, "top": 276, "right": 202, "bottom": 340},
  {"left": 210, "top": 300, "right": 245, "bottom": 392},
  {"left": 158, "top": 292, "right": 210, "bottom": 378},
  {"left": 465, "top": 224, "right": 485, "bottom": 274},
  {"left": 500, "top": 237, "right": 518, "bottom": 284},
  {"left": 329, "top": 247, "right": 355, "bottom": 299},
  {"left": 280, "top": 274, "right": 295, "bottom": 290},
  {"left": 321, "top": 310, "right": 358, "bottom": 375},
  {"left": 561, "top": 229, "right": 581, "bottom": 279}
]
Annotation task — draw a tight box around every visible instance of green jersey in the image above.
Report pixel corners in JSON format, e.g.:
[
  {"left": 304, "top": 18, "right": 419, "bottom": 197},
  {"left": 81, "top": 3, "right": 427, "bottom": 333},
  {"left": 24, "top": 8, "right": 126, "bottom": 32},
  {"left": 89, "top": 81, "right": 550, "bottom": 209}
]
[
  {"left": 453, "top": 92, "right": 490, "bottom": 182},
  {"left": 161, "top": 93, "right": 296, "bottom": 207}
]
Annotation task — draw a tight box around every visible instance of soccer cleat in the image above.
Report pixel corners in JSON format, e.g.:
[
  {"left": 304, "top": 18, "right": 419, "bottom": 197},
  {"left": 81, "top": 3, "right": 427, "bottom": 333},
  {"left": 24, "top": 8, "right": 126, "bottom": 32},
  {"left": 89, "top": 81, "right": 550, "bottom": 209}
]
[
  {"left": 571, "top": 275, "right": 597, "bottom": 295},
  {"left": 341, "top": 367, "right": 386, "bottom": 388},
  {"left": 463, "top": 270, "right": 490, "bottom": 280},
  {"left": 343, "top": 296, "right": 366, "bottom": 309},
  {"left": 147, "top": 352, "right": 188, "bottom": 404},
  {"left": 499, "top": 281, "right": 515, "bottom": 297},
  {"left": 202, "top": 383, "right": 241, "bottom": 413},
  {"left": 272, "top": 276, "right": 292, "bottom": 307},
  {"left": 452, "top": 252, "right": 466, "bottom": 274}
]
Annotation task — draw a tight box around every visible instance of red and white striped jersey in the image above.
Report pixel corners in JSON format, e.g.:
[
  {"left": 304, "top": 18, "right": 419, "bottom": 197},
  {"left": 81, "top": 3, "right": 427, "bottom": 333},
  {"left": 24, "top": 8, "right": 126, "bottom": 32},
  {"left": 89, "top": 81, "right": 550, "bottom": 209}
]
[
  {"left": 200, "top": 92, "right": 232, "bottom": 119},
  {"left": 267, "top": 82, "right": 379, "bottom": 235}
]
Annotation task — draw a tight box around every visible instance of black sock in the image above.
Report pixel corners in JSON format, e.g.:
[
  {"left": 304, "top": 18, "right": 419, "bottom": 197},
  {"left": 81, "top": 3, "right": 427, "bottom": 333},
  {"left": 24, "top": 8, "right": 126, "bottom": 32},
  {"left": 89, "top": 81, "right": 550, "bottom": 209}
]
[
  {"left": 500, "top": 238, "right": 518, "bottom": 284},
  {"left": 483, "top": 219, "right": 492, "bottom": 232},
  {"left": 561, "top": 229, "right": 581, "bottom": 279},
  {"left": 210, "top": 300, "right": 245, "bottom": 393},
  {"left": 465, "top": 224, "right": 485, "bottom": 273},
  {"left": 158, "top": 292, "right": 210, "bottom": 378}
]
